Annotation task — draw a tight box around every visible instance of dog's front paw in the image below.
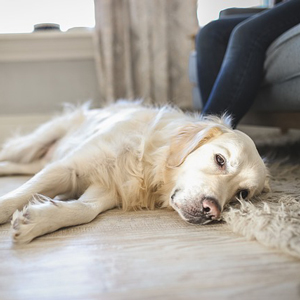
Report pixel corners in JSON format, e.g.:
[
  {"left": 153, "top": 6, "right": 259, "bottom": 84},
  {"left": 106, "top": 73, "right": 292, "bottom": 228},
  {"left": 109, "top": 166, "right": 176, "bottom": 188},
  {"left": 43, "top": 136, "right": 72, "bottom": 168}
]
[
  {"left": 11, "top": 206, "right": 36, "bottom": 244},
  {"left": 11, "top": 195, "right": 60, "bottom": 244}
]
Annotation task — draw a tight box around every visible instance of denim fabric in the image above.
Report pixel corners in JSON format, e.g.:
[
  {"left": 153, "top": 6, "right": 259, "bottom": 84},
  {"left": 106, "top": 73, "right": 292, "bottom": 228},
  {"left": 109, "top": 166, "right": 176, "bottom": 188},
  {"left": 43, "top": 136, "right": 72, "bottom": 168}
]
[{"left": 196, "top": 0, "right": 300, "bottom": 127}]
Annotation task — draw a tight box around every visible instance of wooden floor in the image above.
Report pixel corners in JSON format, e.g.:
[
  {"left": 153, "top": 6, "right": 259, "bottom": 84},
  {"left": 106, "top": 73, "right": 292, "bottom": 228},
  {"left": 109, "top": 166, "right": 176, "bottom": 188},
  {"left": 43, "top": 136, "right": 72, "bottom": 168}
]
[{"left": 0, "top": 176, "right": 300, "bottom": 300}]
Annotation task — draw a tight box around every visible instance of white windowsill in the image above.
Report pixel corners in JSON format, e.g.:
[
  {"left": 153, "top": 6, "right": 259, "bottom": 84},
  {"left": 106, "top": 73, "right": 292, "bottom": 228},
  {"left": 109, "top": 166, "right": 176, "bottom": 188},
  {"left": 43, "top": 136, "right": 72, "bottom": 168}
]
[{"left": 0, "top": 29, "right": 96, "bottom": 62}]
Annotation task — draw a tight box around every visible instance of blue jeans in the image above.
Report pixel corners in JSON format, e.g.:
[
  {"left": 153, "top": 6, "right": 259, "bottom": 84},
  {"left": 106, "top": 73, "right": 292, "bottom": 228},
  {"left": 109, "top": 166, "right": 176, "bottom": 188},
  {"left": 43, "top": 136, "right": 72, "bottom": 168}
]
[{"left": 196, "top": 0, "right": 300, "bottom": 127}]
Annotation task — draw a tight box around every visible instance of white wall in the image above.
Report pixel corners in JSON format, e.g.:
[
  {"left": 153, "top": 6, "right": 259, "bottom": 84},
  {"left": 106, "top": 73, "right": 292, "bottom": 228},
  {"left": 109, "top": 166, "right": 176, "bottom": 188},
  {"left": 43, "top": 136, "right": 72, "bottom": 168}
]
[
  {"left": 0, "top": 30, "right": 100, "bottom": 115},
  {"left": 0, "top": 59, "right": 99, "bottom": 115}
]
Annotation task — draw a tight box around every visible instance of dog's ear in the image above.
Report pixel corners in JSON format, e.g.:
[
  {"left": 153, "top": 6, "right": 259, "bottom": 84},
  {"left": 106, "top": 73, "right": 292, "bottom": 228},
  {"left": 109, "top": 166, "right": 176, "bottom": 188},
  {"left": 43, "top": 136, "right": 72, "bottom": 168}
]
[{"left": 167, "top": 124, "right": 223, "bottom": 168}]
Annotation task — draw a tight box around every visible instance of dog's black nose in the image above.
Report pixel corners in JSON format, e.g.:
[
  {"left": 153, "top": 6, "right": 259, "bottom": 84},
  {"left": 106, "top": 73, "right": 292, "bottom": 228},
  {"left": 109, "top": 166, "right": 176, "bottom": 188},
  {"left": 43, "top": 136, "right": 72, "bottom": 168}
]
[{"left": 202, "top": 198, "right": 221, "bottom": 220}]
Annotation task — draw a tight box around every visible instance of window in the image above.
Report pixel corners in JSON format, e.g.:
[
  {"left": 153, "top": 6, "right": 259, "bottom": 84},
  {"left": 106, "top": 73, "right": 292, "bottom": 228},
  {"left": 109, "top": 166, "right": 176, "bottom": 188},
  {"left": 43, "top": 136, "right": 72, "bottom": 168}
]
[{"left": 0, "top": 0, "right": 95, "bottom": 34}]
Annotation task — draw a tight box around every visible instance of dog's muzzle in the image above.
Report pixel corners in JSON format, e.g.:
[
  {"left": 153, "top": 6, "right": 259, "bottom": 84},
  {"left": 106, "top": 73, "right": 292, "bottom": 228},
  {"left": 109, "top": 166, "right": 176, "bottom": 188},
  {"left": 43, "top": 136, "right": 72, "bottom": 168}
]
[{"left": 171, "top": 192, "right": 221, "bottom": 225}]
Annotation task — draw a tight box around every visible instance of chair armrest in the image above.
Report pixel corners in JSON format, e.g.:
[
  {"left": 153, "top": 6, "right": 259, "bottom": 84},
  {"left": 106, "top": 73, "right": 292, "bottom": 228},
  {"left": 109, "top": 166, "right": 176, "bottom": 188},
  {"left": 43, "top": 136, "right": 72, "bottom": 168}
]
[{"left": 219, "top": 7, "right": 269, "bottom": 19}]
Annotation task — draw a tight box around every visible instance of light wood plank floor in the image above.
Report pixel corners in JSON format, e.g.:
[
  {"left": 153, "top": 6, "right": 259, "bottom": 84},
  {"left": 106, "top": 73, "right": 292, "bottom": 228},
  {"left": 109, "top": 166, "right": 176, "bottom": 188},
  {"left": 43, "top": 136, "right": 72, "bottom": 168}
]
[{"left": 0, "top": 176, "right": 300, "bottom": 300}]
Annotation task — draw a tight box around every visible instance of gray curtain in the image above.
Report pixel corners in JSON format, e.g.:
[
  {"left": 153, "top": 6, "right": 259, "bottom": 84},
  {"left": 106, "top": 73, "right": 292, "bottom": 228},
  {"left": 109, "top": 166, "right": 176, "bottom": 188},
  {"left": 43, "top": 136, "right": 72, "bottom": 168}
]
[{"left": 94, "top": 0, "right": 198, "bottom": 108}]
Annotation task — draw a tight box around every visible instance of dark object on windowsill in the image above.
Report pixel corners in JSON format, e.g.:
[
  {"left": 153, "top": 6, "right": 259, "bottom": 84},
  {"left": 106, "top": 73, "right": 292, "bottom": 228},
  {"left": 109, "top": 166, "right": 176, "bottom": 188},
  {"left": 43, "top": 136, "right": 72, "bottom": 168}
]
[{"left": 34, "top": 23, "right": 61, "bottom": 32}]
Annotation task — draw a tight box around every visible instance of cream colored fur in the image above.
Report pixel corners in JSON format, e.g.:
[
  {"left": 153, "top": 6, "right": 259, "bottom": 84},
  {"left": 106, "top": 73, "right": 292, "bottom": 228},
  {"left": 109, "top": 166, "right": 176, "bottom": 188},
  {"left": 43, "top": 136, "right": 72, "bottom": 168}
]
[{"left": 0, "top": 101, "right": 268, "bottom": 243}]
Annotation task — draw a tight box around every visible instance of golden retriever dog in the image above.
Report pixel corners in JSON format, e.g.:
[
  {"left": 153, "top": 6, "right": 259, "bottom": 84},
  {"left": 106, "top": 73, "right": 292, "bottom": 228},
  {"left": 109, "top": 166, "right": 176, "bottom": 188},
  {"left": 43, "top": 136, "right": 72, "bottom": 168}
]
[{"left": 0, "top": 101, "right": 269, "bottom": 243}]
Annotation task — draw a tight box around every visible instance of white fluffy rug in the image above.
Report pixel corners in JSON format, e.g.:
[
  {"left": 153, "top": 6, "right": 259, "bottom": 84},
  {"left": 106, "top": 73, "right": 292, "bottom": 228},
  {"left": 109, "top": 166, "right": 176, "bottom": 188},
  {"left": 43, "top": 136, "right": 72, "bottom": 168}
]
[{"left": 223, "top": 127, "right": 300, "bottom": 258}]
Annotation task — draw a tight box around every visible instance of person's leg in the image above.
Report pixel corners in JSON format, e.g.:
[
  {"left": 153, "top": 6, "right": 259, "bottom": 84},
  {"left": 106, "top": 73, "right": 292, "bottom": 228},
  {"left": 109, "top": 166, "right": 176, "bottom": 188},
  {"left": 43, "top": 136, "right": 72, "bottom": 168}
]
[
  {"left": 196, "top": 17, "right": 247, "bottom": 106},
  {"left": 202, "top": 0, "right": 300, "bottom": 127}
]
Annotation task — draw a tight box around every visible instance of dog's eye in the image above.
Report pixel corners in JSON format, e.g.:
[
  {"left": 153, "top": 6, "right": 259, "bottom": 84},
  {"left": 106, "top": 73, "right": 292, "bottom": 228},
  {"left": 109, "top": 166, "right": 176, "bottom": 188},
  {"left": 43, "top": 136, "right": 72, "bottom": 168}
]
[
  {"left": 215, "top": 154, "right": 226, "bottom": 168},
  {"left": 238, "top": 189, "right": 249, "bottom": 200}
]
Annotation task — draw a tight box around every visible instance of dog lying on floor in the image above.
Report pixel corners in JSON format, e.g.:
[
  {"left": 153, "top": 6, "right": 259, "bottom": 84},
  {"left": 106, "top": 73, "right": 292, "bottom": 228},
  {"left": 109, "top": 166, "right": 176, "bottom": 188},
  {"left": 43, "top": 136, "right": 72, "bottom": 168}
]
[{"left": 0, "top": 101, "right": 269, "bottom": 243}]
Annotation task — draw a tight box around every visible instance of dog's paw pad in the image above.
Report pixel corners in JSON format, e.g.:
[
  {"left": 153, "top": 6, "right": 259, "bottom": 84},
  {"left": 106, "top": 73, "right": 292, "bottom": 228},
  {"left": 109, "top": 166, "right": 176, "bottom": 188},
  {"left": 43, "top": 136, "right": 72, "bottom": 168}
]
[{"left": 13, "top": 232, "right": 20, "bottom": 238}]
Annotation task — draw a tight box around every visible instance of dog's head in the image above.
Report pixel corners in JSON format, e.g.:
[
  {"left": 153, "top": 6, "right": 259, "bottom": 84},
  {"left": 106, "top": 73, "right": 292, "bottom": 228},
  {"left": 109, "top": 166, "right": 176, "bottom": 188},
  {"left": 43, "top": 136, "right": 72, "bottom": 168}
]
[{"left": 167, "top": 116, "right": 269, "bottom": 225}]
